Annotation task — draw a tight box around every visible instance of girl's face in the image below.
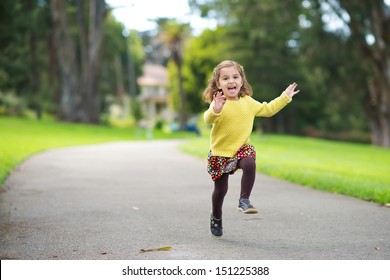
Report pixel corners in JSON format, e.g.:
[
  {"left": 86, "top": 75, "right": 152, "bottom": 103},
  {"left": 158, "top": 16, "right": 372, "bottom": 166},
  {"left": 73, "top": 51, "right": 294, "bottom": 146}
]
[{"left": 217, "top": 66, "right": 243, "bottom": 101}]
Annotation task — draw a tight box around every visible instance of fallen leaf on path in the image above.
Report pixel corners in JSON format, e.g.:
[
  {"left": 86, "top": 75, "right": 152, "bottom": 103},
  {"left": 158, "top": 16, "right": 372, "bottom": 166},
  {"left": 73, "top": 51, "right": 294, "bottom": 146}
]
[
  {"left": 384, "top": 203, "right": 390, "bottom": 208},
  {"left": 374, "top": 247, "right": 380, "bottom": 250},
  {"left": 132, "top": 206, "right": 140, "bottom": 210},
  {"left": 139, "top": 246, "right": 172, "bottom": 253}
]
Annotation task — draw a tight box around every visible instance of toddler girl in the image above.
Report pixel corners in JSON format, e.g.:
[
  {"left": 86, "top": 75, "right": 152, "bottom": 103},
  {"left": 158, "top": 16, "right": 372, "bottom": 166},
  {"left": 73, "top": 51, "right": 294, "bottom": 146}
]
[{"left": 203, "top": 60, "right": 300, "bottom": 237}]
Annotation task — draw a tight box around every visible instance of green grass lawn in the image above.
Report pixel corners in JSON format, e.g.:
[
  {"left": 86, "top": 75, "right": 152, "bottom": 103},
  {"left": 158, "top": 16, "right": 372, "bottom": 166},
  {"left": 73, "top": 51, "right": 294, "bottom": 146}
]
[
  {"left": 180, "top": 134, "right": 390, "bottom": 205},
  {"left": 0, "top": 117, "right": 195, "bottom": 186}
]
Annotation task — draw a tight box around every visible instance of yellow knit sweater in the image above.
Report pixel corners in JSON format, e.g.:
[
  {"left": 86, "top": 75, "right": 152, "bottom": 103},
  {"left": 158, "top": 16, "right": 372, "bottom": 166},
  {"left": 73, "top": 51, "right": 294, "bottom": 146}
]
[{"left": 204, "top": 92, "right": 292, "bottom": 157}]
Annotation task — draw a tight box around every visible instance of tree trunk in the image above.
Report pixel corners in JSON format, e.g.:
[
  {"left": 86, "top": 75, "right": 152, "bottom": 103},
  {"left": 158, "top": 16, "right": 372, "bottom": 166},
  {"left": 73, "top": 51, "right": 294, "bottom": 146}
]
[
  {"left": 366, "top": 69, "right": 390, "bottom": 146},
  {"left": 50, "top": 0, "right": 80, "bottom": 122},
  {"left": 77, "top": 0, "right": 106, "bottom": 123},
  {"left": 29, "top": 27, "right": 41, "bottom": 119},
  {"left": 372, "top": 1, "right": 390, "bottom": 146},
  {"left": 337, "top": 0, "right": 390, "bottom": 147},
  {"left": 177, "top": 62, "right": 187, "bottom": 131},
  {"left": 48, "top": 30, "right": 60, "bottom": 113},
  {"left": 23, "top": 0, "right": 41, "bottom": 119},
  {"left": 51, "top": 0, "right": 106, "bottom": 124},
  {"left": 172, "top": 41, "right": 187, "bottom": 130},
  {"left": 363, "top": 1, "right": 390, "bottom": 147}
]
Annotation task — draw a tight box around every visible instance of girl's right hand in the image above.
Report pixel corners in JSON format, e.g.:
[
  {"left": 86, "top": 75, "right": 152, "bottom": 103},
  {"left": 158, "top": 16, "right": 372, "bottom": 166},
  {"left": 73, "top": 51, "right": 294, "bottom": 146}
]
[{"left": 213, "top": 89, "right": 226, "bottom": 114}]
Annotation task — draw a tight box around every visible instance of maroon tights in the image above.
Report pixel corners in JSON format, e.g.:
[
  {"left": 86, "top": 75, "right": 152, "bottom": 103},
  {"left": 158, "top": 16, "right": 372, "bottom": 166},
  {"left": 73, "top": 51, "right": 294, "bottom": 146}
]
[{"left": 211, "top": 157, "right": 256, "bottom": 219}]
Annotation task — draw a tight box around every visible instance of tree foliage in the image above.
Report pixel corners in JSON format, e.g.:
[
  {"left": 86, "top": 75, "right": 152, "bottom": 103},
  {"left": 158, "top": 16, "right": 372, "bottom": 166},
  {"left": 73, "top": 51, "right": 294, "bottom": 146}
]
[
  {"left": 0, "top": 0, "right": 53, "bottom": 117},
  {"left": 1, "top": 0, "right": 389, "bottom": 146},
  {"left": 182, "top": 27, "right": 228, "bottom": 114},
  {"left": 189, "top": 0, "right": 305, "bottom": 133},
  {"left": 188, "top": 0, "right": 390, "bottom": 146},
  {"left": 156, "top": 19, "right": 191, "bottom": 130},
  {"left": 0, "top": 0, "right": 144, "bottom": 124}
]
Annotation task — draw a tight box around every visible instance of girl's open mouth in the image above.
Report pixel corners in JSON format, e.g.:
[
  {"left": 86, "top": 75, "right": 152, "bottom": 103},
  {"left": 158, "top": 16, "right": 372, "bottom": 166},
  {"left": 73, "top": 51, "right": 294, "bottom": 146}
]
[{"left": 227, "top": 85, "right": 236, "bottom": 93}]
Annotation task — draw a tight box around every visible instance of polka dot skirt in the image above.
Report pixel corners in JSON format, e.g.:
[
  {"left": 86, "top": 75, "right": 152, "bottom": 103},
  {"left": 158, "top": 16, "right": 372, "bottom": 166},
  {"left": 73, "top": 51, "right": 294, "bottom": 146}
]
[{"left": 207, "top": 144, "right": 256, "bottom": 181}]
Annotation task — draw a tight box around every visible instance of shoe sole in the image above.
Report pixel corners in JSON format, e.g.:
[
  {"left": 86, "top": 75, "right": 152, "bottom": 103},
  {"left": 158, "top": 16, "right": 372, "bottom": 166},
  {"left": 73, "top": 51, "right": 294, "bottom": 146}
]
[
  {"left": 210, "top": 233, "right": 223, "bottom": 238},
  {"left": 237, "top": 207, "right": 258, "bottom": 214}
]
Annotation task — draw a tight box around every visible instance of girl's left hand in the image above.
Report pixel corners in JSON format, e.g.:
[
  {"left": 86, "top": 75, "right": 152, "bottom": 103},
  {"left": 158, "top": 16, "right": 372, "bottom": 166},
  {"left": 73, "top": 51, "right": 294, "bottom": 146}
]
[{"left": 285, "top": 82, "right": 300, "bottom": 98}]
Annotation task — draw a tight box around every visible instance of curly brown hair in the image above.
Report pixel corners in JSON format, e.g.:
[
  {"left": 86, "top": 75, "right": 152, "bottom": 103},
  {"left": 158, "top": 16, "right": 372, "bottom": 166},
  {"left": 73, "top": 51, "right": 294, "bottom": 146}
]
[{"left": 202, "top": 60, "right": 253, "bottom": 103}]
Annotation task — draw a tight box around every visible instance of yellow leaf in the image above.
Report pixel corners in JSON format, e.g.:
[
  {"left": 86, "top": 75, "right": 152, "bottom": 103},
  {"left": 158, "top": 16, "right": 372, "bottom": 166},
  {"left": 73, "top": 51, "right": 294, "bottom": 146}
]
[{"left": 139, "top": 246, "right": 172, "bottom": 253}]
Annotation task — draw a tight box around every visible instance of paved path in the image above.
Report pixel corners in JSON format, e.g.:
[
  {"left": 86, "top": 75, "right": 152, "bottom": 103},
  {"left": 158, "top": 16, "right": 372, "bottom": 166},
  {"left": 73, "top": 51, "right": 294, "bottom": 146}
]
[{"left": 0, "top": 140, "right": 389, "bottom": 260}]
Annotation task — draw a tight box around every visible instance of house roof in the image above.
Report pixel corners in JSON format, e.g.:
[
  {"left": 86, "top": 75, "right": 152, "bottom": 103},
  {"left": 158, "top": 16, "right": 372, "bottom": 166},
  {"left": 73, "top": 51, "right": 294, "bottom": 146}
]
[{"left": 137, "top": 64, "right": 167, "bottom": 87}]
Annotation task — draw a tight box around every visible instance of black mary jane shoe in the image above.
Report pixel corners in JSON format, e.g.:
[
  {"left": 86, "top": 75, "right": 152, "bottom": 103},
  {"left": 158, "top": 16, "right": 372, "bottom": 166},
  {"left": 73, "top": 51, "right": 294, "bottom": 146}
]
[{"left": 210, "top": 215, "right": 223, "bottom": 237}]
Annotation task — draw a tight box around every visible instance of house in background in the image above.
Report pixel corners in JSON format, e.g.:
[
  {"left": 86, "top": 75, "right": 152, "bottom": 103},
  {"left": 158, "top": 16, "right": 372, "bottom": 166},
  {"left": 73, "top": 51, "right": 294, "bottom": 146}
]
[{"left": 137, "top": 64, "right": 173, "bottom": 126}]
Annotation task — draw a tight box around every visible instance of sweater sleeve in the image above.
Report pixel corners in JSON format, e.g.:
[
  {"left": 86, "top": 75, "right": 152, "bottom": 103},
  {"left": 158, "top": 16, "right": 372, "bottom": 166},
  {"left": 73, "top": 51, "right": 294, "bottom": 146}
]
[
  {"left": 204, "top": 101, "right": 221, "bottom": 125},
  {"left": 253, "top": 91, "right": 292, "bottom": 117}
]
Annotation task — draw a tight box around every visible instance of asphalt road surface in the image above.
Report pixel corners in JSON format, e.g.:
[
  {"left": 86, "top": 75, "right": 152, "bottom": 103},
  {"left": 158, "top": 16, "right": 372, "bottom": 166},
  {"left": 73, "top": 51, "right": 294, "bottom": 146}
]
[{"left": 0, "top": 140, "right": 389, "bottom": 260}]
